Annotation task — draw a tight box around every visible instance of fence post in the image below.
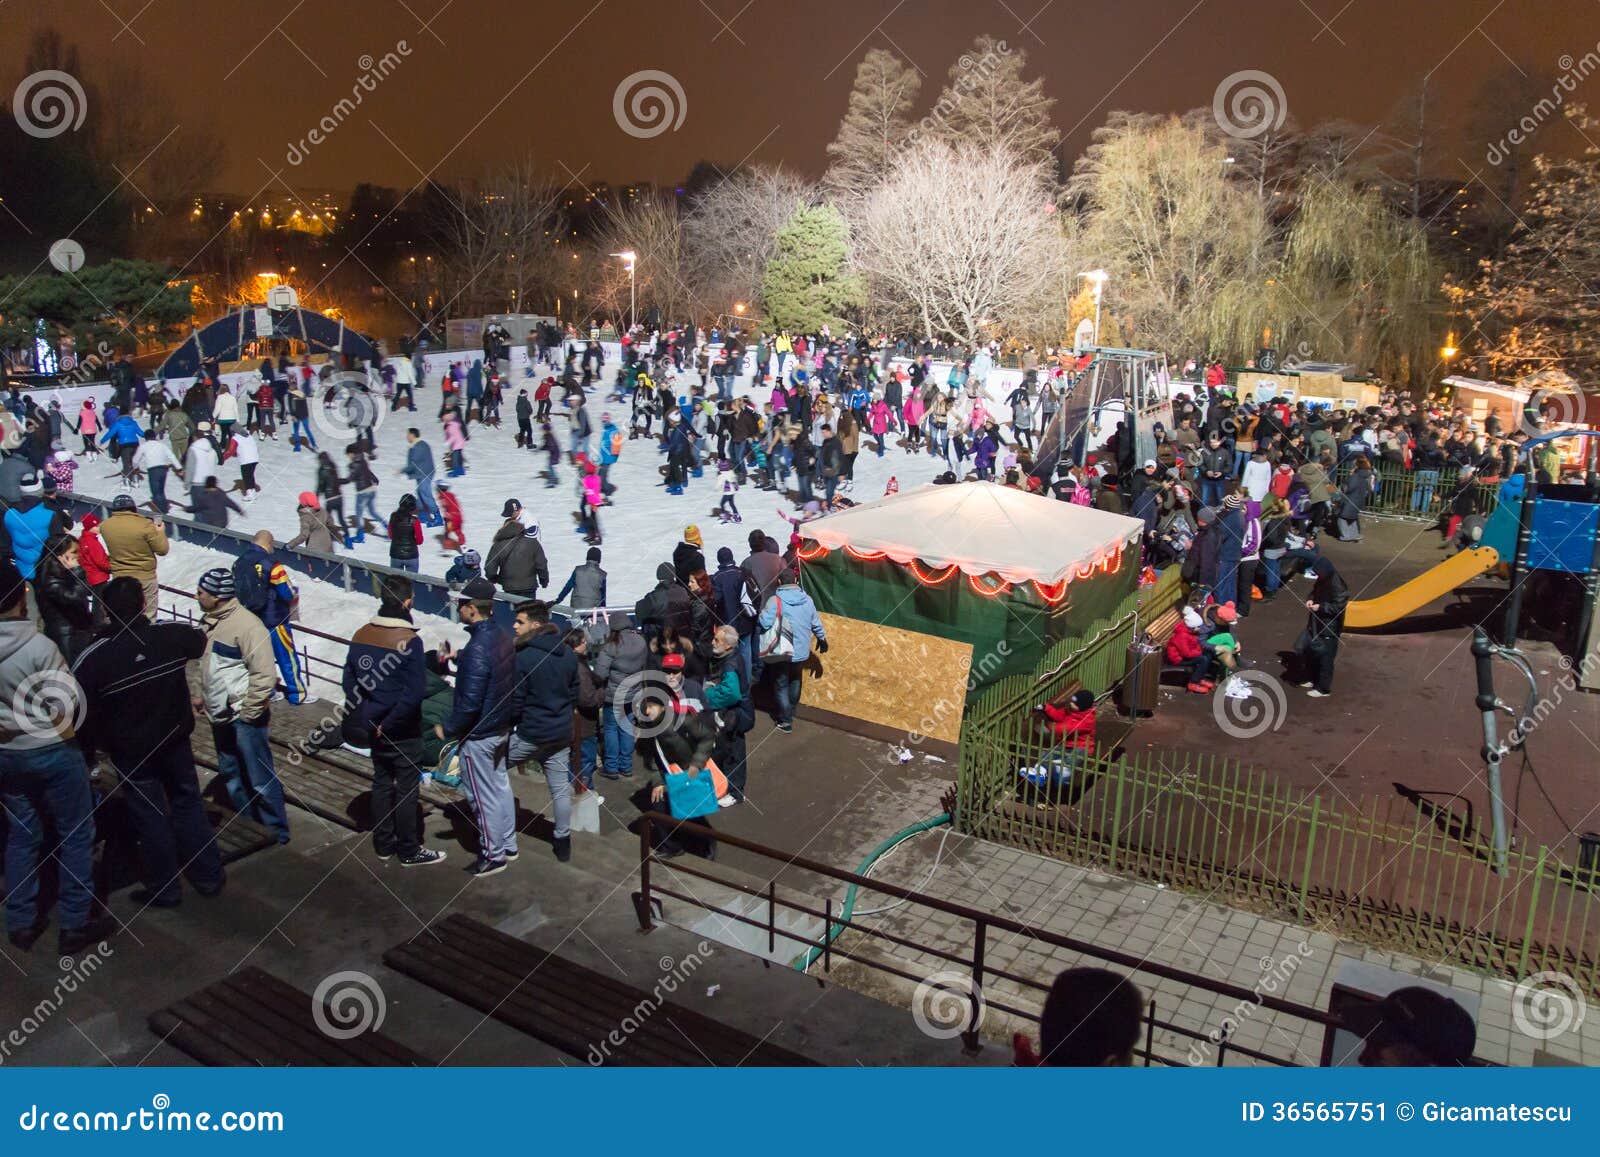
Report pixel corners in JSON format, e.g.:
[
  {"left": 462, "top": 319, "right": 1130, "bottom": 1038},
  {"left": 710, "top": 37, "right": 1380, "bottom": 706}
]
[
  {"left": 1109, "top": 766, "right": 1126, "bottom": 874},
  {"left": 963, "top": 919, "right": 987, "bottom": 1056},
  {"left": 1297, "top": 796, "right": 1321, "bottom": 920},
  {"left": 1517, "top": 847, "right": 1547, "bottom": 978}
]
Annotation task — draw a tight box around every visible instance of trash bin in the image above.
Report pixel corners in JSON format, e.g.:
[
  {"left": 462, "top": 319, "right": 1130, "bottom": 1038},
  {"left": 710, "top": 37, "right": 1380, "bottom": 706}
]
[{"left": 1117, "top": 639, "right": 1162, "bottom": 717}]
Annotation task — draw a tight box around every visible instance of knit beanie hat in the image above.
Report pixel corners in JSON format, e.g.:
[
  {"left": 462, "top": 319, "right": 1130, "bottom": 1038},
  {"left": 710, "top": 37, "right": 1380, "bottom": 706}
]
[{"left": 198, "top": 567, "right": 235, "bottom": 598}]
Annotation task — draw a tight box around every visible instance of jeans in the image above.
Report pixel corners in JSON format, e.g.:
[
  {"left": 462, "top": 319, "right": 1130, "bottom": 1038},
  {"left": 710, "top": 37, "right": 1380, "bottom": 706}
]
[
  {"left": 797, "top": 473, "right": 814, "bottom": 504},
  {"left": 571, "top": 433, "right": 591, "bottom": 462},
  {"left": 1261, "top": 554, "right": 1282, "bottom": 593},
  {"left": 415, "top": 480, "right": 441, "bottom": 524},
  {"left": 1233, "top": 449, "right": 1250, "bottom": 475},
  {"left": 729, "top": 439, "right": 748, "bottom": 479},
  {"left": 508, "top": 736, "right": 571, "bottom": 840},
  {"left": 823, "top": 475, "right": 837, "bottom": 504},
  {"left": 147, "top": 464, "right": 170, "bottom": 513},
  {"left": 578, "top": 735, "right": 597, "bottom": 789},
  {"left": 1200, "top": 478, "right": 1227, "bottom": 508},
  {"left": 0, "top": 741, "right": 96, "bottom": 933},
  {"left": 118, "top": 736, "right": 223, "bottom": 902},
  {"left": 354, "top": 490, "right": 383, "bottom": 532},
  {"left": 216, "top": 718, "right": 289, "bottom": 843},
  {"left": 391, "top": 558, "right": 419, "bottom": 573},
  {"left": 291, "top": 419, "right": 317, "bottom": 449},
  {"left": 1411, "top": 468, "right": 1439, "bottom": 512},
  {"left": 370, "top": 737, "right": 423, "bottom": 856},
  {"left": 601, "top": 703, "right": 634, "bottom": 775},
  {"left": 770, "top": 659, "right": 804, "bottom": 724}
]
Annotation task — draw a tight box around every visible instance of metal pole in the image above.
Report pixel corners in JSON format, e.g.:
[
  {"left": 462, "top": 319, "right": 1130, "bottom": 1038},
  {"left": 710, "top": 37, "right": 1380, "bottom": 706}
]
[
  {"left": 1472, "top": 629, "right": 1509, "bottom": 874},
  {"left": 1092, "top": 287, "right": 1103, "bottom": 346},
  {"left": 1503, "top": 459, "right": 1539, "bottom": 647}
]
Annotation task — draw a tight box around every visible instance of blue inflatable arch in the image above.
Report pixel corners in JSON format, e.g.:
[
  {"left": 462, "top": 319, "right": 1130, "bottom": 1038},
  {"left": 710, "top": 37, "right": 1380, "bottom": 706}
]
[{"left": 158, "top": 305, "right": 377, "bottom": 380}]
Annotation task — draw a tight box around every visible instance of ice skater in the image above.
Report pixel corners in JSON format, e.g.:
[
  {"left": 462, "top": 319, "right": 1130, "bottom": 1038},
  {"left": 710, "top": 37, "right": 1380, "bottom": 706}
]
[{"left": 717, "top": 460, "right": 741, "bottom": 524}]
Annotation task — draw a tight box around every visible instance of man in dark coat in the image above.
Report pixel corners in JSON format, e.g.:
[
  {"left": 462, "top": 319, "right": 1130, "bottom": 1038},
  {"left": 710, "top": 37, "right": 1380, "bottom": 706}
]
[
  {"left": 672, "top": 525, "right": 706, "bottom": 585},
  {"left": 635, "top": 563, "right": 691, "bottom": 642},
  {"left": 1291, "top": 533, "right": 1349, "bottom": 697}
]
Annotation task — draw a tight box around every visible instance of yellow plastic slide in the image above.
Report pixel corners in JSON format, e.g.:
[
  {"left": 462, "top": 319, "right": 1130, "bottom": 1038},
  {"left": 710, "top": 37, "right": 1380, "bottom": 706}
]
[{"left": 1343, "top": 547, "right": 1501, "bottom": 629}]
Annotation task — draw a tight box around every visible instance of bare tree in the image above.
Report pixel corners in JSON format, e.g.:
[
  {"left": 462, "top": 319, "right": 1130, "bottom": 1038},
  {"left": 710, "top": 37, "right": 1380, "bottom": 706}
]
[
  {"left": 589, "top": 191, "right": 688, "bottom": 326},
  {"left": 823, "top": 48, "right": 921, "bottom": 201},
  {"left": 855, "top": 139, "right": 1069, "bottom": 345},
  {"left": 683, "top": 165, "right": 815, "bottom": 317},
  {"left": 931, "top": 35, "right": 1060, "bottom": 170}
]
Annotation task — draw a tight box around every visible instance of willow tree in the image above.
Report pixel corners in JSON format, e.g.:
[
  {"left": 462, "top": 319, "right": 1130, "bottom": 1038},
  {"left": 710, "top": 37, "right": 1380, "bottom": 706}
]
[
  {"left": 1274, "top": 174, "right": 1436, "bottom": 379},
  {"left": 1070, "top": 111, "right": 1271, "bottom": 358}
]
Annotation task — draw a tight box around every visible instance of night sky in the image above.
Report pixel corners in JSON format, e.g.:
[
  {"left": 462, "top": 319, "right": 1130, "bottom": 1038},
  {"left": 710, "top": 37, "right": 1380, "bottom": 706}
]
[{"left": 5, "top": 0, "right": 1596, "bottom": 192}]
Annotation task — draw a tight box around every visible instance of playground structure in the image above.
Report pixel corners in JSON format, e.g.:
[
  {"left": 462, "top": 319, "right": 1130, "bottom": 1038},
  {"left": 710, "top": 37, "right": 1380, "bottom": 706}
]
[
  {"left": 1030, "top": 346, "right": 1173, "bottom": 482},
  {"left": 1345, "top": 431, "right": 1600, "bottom": 685}
]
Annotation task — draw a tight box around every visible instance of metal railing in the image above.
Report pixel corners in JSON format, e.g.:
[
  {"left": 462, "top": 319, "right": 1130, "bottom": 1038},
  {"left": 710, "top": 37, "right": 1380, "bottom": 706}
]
[
  {"left": 1328, "top": 461, "right": 1500, "bottom": 521},
  {"left": 632, "top": 812, "right": 1340, "bottom": 1065}
]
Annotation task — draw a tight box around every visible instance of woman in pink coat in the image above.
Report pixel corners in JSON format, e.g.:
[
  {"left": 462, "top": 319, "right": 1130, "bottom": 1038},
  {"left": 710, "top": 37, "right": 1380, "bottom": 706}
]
[
  {"left": 868, "top": 397, "right": 891, "bottom": 457},
  {"left": 902, "top": 393, "right": 926, "bottom": 453},
  {"left": 74, "top": 399, "right": 101, "bottom": 455},
  {"left": 579, "top": 461, "right": 603, "bottom": 545}
]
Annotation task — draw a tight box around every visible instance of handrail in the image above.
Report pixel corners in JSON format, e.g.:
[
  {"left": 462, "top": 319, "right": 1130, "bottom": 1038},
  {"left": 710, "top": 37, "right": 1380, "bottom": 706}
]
[{"left": 633, "top": 812, "right": 1338, "bottom": 1065}]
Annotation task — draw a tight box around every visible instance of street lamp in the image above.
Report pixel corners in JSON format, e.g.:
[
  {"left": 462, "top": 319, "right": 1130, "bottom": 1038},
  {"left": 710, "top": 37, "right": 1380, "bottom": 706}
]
[
  {"left": 1441, "top": 332, "right": 1458, "bottom": 362},
  {"left": 610, "top": 249, "right": 637, "bottom": 330},
  {"left": 1078, "top": 269, "right": 1108, "bottom": 347}
]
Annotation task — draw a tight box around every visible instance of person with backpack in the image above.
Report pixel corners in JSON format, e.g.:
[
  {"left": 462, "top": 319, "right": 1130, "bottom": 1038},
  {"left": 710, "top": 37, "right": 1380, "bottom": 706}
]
[
  {"left": 599, "top": 412, "right": 622, "bottom": 495},
  {"left": 233, "top": 530, "right": 311, "bottom": 705},
  {"left": 756, "top": 569, "right": 827, "bottom": 733}
]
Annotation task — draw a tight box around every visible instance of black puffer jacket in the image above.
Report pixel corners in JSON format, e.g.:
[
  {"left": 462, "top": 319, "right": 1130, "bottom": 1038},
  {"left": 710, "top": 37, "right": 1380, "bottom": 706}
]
[
  {"left": 36, "top": 561, "right": 96, "bottom": 662},
  {"left": 634, "top": 563, "right": 691, "bottom": 639},
  {"left": 485, "top": 519, "right": 549, "bottom": 594}
]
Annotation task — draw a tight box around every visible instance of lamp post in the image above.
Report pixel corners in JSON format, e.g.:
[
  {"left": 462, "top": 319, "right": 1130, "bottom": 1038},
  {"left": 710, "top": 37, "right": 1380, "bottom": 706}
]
[
  {"left": 1079, "top": 269, "right": 1108, "bottom": 347},
  {"left": 610, "top": 249, "right": 637, "bottom": 331}
]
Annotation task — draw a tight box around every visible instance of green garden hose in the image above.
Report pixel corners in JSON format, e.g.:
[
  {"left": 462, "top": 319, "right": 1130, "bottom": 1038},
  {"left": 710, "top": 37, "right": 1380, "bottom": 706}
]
[{"left": 792, "top": 812, "right": 952, "bottom": 971}]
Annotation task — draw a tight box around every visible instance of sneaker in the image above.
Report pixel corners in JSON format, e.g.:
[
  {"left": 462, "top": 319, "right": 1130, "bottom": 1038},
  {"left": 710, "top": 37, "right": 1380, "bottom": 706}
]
[
  {"left": 552, "top": 836, "right": 571, "bottom": 863},
  {"left": 1186, "top": 682, "right": 1211, "bottom": 694},
  {"left": 775, "top": 721, "right": 793, "bottom": 733},
  {"left": 1294, "top": 681, "right": 1314, "bottom": 689},
  {"left": 503, "top": 847, "right": 520, "bottom": 862},
  {"left": 1306, "top": 689, "right": 1331, "bottom": 698},
  {"left": 399, "top": 849, "right": 447, "bottom": 868},
  {"left": 466, "top": 857, "right": 507, "bottom": 878},
  {"left": 717, "top": 794, "right": 737, "bottom": 808}
]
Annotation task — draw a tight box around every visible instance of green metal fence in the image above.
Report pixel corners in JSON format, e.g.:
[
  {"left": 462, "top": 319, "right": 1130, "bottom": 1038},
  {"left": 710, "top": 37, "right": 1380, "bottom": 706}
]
[{"left": 1330, "top": 462, "right": 1501, "bottom": 521}]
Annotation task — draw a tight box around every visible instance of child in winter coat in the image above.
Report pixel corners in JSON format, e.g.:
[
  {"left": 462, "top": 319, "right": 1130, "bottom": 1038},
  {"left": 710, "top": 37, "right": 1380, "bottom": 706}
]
[
  {"left": 442, "top": 410, "right": 467, "bottom": 476},
  {"left": 717, "top": 460, "right": 741, "bottom": 523},
  {"left": 869, "top": 397, "right": 890, "bottom": 456},
  {"left": 44, "top": 441, "right": 77, "bottom": 491},
  {"left": 74, "top": 399, "right": 101, "bottom": 455},
  {"left": 288, "top": 492, "right": 338, "bottom": 553},
  {"left": 436, "top": 481, "right": 465, "bottom": 551},
  {"left": 1165, "top": 605, "right": 1205, "bottom": 669},
  {"left": 444, "top": 548, "right": 482, "bottom": 587},
  {"left": 540, "top": 418, "right": 561, "bottom": 487},
  {"left": 1019, "top": 688, "right": 1099, "bottom": 807},
  {"left": 580, "top": 462, "right": 603, "bottom": 546},
  {"left": 77, "top": 512, "right": 112, "bottom": 590}
]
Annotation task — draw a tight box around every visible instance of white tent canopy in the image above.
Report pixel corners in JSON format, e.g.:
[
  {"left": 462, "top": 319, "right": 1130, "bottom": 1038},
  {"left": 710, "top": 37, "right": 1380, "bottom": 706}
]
[{"left": 803, "top": 482, "right": 1145, "bottom": 585}]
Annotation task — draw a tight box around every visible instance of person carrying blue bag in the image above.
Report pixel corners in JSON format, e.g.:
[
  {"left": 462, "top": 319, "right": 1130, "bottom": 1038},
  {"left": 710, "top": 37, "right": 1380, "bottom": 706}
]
[{"left": 640, "top": 691, "right": 720, "bottom": 861}]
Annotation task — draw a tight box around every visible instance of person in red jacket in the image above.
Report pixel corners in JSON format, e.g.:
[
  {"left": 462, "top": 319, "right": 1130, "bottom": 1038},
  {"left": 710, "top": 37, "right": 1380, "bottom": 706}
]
[
  {"left": 77, "top": 513, "right": 113, "bottom": 590},
  {"left": 1166, "top": 605, "right": 1205, "bottom": 677},
  {"left": 254, "top": 380, "right": 277, "bottom": 437},
  {"left": 436, "top": 481, "right": 465, "bottom": 552},
  {"left": 1020, "top": 688, "right": 1098, "bottom": 808}
]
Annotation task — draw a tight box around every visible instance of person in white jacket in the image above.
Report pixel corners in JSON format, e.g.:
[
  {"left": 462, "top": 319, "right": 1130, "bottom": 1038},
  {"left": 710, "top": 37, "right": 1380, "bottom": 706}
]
[
  {"left": 392, "top": 353, "right": 418, "bottom": 411},
  {"left": 184, "top": 423, "right": 219, "bottom": 510},
  {"left": 1241, "top": 447, "right": 1273, "bottom": 503},
  {"left": 226, "top": 427, "right": 261, "bottom": 494},
  {"left": 213, "top": 384, "right": 239, "bottom": 440},
  {"left": 132, "top": 430, "right": 183, "bottom": 514}
]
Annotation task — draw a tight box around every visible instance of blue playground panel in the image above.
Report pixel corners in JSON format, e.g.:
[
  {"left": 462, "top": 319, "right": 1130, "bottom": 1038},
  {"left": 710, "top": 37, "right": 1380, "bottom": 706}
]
[{"left": 1484, "top": 475, "right": 1599, "bottom": 574}]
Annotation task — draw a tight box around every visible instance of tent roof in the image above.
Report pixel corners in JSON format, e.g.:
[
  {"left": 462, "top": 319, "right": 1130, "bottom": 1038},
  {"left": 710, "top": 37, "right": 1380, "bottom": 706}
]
[{"left": 802, "top": 481, "right": 1145, "bottom": 584}]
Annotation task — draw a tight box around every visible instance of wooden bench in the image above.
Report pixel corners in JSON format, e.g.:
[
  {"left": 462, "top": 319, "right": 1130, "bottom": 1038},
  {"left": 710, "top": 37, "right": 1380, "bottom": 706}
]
[
  {"left": 148, "top": 966, "right": 432, "bottom": 1066},
  {"left": 384, "top": 913, "right": 816, "bottom": 1066}
]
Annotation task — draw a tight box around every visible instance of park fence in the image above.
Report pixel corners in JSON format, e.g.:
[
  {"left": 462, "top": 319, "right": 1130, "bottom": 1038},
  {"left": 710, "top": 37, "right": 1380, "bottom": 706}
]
[
  {"left": 1329, "top": 461, "right": 1499, "bottom": 521},
  {"left": 954, "top": 568, "right": 1600, "bottom": 992}
]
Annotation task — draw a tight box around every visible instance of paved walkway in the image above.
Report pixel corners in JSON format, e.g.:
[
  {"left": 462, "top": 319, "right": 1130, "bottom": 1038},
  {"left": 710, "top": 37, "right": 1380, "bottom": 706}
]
[{"left": 820, "top": 826, "right": 1600, "bottom": 1067}]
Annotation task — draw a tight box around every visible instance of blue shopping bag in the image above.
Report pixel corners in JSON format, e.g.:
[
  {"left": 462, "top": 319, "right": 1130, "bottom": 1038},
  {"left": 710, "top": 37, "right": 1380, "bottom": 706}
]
[{"left": 664, "top": 767, "right": 720, "bottom": 820}]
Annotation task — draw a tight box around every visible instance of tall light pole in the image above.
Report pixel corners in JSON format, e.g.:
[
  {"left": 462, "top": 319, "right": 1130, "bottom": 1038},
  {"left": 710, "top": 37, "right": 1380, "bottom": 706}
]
[
  {"left": 1079, "top": 269, "right": 1108, "bottom": 347},
  {"left": 610, "top": 250, "right": 637, "bottom": 331}
]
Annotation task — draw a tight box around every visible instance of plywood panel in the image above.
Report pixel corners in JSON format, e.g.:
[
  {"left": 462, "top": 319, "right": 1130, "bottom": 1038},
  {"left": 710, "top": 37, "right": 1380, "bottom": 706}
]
[{"left": 803, "top": 613, "right": 975, "bottom": 745}]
